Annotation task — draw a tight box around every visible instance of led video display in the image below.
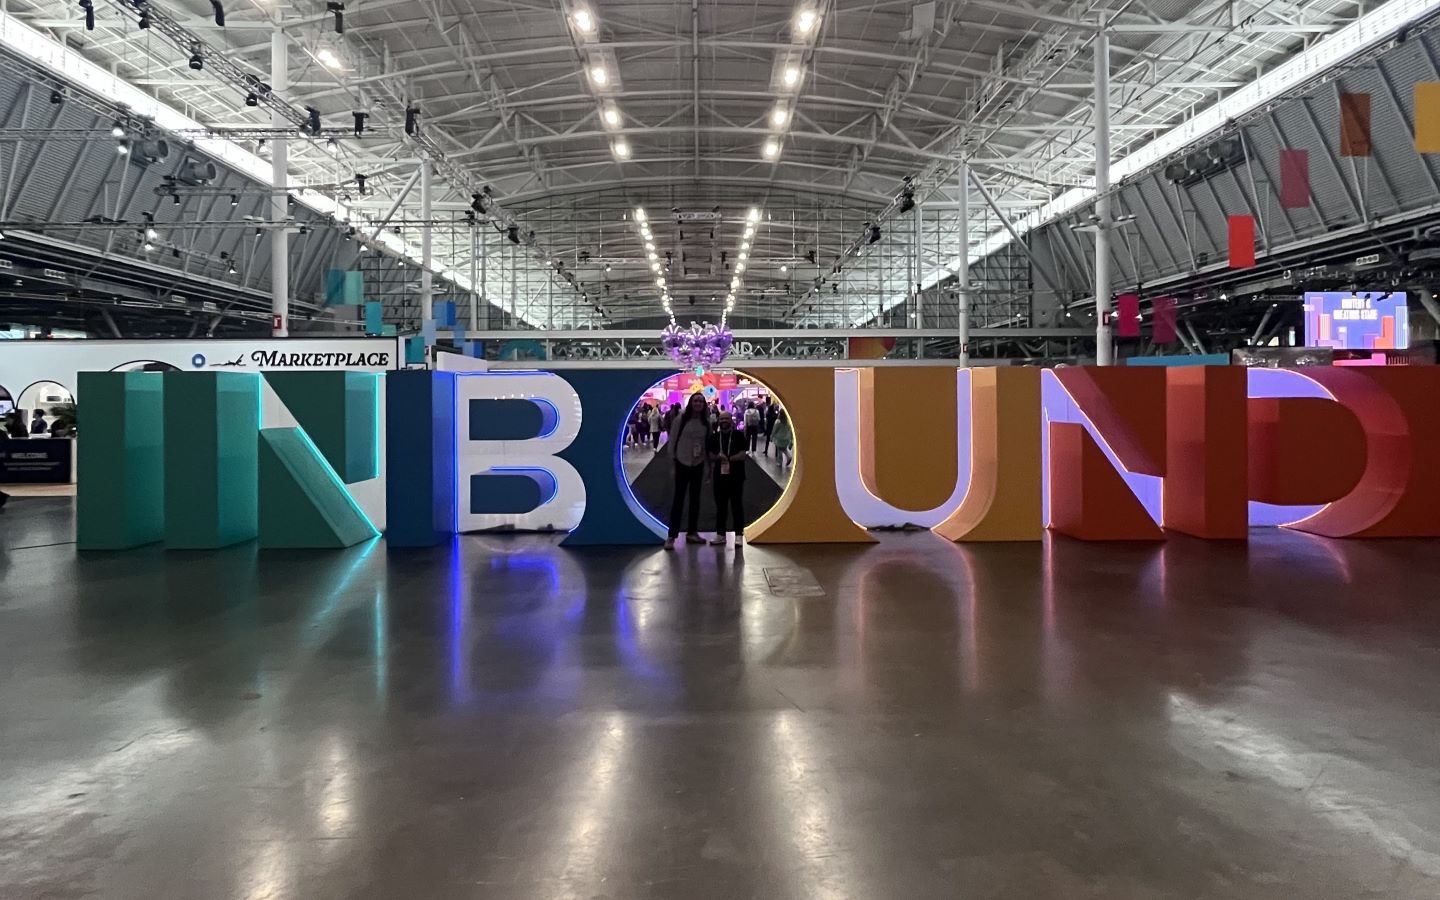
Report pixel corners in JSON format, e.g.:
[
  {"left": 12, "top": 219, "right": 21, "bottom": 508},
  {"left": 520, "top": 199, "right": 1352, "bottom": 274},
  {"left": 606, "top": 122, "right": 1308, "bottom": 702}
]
[{"left": 1302, "top": 291, "right": 1409, "bottom": 350}]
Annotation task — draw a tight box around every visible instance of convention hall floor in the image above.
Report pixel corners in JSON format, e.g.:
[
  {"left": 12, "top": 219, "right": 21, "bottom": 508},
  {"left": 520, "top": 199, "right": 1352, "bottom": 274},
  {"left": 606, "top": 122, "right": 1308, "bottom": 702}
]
[{"left": 3, "top": 495, "right": 1440, "bottom": 899}]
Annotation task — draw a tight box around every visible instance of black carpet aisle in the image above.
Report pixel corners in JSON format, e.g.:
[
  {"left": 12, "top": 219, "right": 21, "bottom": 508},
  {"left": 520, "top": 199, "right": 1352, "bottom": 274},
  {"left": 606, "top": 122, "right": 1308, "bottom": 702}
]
[{"left": 630, "top": 451, "right": 785, "bottom": 531}]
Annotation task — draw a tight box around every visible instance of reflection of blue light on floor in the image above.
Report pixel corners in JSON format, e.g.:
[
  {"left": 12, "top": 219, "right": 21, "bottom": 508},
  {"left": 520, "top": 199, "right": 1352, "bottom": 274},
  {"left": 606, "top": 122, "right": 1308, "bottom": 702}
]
[
  {"left": 615, "top": 590, "right": 677, "bottom": 686},
  {"left": 448, "top": 536, "right": 470, "bottom": 705},
  {"left": 486, "top": 552, "right": 561, "bottom": 595}
]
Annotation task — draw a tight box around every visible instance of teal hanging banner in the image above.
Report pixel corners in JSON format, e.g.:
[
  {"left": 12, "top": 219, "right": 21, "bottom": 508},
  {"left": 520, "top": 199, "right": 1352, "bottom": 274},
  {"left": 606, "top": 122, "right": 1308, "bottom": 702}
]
[{"left": 324, "top": 270, "right": 364, "bottom": 306}]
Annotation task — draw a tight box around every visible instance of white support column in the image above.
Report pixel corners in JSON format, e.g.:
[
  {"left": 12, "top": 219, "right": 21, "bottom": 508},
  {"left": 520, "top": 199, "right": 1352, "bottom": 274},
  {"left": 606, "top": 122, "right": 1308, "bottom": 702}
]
[
  {"left": 1093, "top": 23, "right": 1114, "bottom": 366},
  {"left": 269, "top": 26, "right": 289, "bottom": 337},
  {"left": 914, "top": 202, "right": 925, "bottom": 358},
  {"left": 419, "top": 157, "right": 433, "bottom": 339},
  {"left": 469, "top": 223, "right": 479, "bottom": 331},
  {"left": 957, "top": 161, "right": 970, "bottom": 367}
]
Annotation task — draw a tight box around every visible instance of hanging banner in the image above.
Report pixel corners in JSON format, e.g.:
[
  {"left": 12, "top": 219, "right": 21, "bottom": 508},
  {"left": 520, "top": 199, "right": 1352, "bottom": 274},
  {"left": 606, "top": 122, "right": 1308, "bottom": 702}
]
[
  {"left": 1152, "top": 297, "right": 1177, "bottom": 344},
  {"left": 1416, "top": 83, "right": 1440, "bottom": 153},
  {"left": 1116, "top": 293, "right": 1141, "bottom": 338},
  {"left": 1228, "top": 215, "right": 1256, "bottom": 268},
  {"left": 1339, "top": 92, "right": 1372, "bottom": 156},
  {"left": 1279, "top": 149, "right": 1311, "bottom": 209}
]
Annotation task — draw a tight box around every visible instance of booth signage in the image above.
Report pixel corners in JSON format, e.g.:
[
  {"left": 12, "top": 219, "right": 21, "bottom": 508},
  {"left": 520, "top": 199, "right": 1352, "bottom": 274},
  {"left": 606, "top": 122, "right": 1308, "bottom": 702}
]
[{"left": 1, "top": 438, "right": 72, "bottom": 484}]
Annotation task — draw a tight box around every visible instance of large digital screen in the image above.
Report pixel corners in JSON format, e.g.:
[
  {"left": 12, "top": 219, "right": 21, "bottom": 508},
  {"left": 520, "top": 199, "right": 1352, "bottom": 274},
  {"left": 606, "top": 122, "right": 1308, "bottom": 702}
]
[{"left": 1302, "top": 291, "right": 1409, "bottom": 350}]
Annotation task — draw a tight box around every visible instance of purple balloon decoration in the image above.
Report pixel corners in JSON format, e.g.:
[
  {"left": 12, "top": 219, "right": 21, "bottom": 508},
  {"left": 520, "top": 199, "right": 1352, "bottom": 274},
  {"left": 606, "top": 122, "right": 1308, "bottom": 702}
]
[{"left": 663, "top": 320, "right": 733, "bottom": 370}]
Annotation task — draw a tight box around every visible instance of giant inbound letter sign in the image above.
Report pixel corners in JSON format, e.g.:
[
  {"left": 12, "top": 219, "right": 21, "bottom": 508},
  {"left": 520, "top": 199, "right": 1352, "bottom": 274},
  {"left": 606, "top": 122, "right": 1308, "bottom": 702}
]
[
  {"left": 81, "top": 365, "right": 1440, "bottom": 551},
  {"left": 387, "top": 365, "right": 1440, "bottom": 546}
]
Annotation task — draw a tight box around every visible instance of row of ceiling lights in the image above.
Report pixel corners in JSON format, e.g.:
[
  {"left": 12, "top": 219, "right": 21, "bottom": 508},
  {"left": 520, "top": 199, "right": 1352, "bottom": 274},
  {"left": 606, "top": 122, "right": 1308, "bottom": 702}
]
[
  {"left": 630, "top": 207, "right": 673, "bottom": 323},
  {"left": 764, "top": 6, "right": 820, "bottom": 162},
  {"left": 570, "top": 4, "right": 820, "bottom": 164},
  {"left": 722, "top": 207, "right": 764, "bottom": 327}
]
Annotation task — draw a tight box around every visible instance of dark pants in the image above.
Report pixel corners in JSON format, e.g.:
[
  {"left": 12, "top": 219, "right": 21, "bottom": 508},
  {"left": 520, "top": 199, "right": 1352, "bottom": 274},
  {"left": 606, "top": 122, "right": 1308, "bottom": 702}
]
[
  {"left": 668, "top": 462, "right": 704, "bottom": 537},
  {"left": 651, "top": 430, "right": 660, "bottom": 450},
  {"left": 747, "top": 429, "right": 760, "bottom": 452},
  {"left": 713, "top": 473, "right": 745, "bottom": 535},
  {"left": 764, "top": 425, "right": 774, "bottom": 453}
]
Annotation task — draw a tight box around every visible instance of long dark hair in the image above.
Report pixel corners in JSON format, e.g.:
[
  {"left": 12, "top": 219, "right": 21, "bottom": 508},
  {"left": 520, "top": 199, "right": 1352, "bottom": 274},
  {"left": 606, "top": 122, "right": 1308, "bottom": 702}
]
[{"left": 678, "top": 391, "right": 710, "bottom": 430}]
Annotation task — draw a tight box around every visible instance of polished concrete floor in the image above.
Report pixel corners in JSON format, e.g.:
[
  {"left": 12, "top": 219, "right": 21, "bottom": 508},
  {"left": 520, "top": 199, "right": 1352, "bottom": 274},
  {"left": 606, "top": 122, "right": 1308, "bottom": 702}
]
[{"left": 3, "top": 497, "right": 1440, "bottom": 898}]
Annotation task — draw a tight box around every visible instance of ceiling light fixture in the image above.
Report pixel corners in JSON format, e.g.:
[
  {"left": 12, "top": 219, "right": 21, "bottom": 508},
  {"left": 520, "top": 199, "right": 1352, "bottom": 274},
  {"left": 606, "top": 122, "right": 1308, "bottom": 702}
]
[
  {"left": 590, "top": 65, "right": 609, "bottom": 86},
  {"left": 316, "top": 47, "right": 340, "bottom": 69},
  {"left": 747, "top": 207, "right": 761, "bottom": 223},
  {"left": 572, "top": 6, "right": 595, "bottom": 33},
  {"left": 783, "top": 66, "right": 801, "bottom": 87},
  {"left": 796, "top": 8, "right": 818, "bottom": 36},
  {"left": 771, "top": 105, "right": 788, "bottom": 127},
  {"left": 603, "top": 106, "right": 620, "bottom": 127},
  {"left": 780, "top": 264, "right": 788, "bottom": 272},
  {"left": 762, "top": 139, "right": 780, "bottom": 159},
  {"left": 613, "top": 138, "right": 629, "bottom": 158}
]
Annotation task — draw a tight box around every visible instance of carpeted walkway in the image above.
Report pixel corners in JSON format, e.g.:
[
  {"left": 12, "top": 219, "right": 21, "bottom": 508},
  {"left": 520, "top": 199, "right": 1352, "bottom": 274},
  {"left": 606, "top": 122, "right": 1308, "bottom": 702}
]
[{"left": 629, "top": 449, "right": 784, "bottom": 532}]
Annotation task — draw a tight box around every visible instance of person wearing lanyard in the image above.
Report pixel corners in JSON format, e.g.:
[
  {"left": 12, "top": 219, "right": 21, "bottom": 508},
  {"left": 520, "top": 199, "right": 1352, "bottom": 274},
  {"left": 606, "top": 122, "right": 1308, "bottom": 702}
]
[
  {"left": 664, "top": 392, "right": 711, "bottom": 550},
  {"left": 707, "top": 410, "right": 748, "bottom": 546}
]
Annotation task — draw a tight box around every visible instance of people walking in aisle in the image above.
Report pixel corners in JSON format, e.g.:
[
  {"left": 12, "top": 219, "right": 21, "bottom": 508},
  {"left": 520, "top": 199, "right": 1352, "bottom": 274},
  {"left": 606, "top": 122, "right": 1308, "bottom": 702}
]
[
  {"left": 708, "top": 410, "right": 747, "bottom": 546},
  {"left": 647, "top": 404, "right": 662, "bottom": 451},
  {"left": 771, "top": 409, "right": 793, "bottom": 469},
  {"left": 764, "top": 400, "right": 778, "bottom": 455},
  {"left": 744, "top": 402, "right": 762, "bottom": 452},
  {"left": 664, "top": 393, "right": 710, "bottom": 550}
]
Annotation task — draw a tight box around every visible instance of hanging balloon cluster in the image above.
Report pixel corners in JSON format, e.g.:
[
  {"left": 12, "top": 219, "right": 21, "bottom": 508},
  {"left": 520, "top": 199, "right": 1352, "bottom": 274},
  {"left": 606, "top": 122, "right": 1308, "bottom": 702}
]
[{"left": 661, "top": 321, "right": 734, "bottom": 370}]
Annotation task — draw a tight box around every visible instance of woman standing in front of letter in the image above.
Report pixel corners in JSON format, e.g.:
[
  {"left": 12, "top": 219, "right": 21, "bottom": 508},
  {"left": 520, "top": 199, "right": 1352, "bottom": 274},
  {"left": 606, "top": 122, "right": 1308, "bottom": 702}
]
[{"left": 664, "top": 392, "right": 710, "bottom": 550}]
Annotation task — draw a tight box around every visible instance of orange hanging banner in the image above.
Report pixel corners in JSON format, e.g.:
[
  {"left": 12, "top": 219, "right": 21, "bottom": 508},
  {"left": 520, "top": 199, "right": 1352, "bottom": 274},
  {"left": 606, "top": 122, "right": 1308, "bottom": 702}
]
[
  {"left": 1339, "top": 93, "right": 1371, "bottom": 157},
  {"left": 1417, "top": 83, "right": 1440, "bottom": 153}
]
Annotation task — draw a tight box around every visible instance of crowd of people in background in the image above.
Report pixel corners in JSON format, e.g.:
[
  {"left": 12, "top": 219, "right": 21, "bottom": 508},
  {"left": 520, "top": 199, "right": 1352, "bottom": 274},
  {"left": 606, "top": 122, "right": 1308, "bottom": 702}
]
[{"left": 627, "top": 393, "right": 792, "bottom": 469}]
